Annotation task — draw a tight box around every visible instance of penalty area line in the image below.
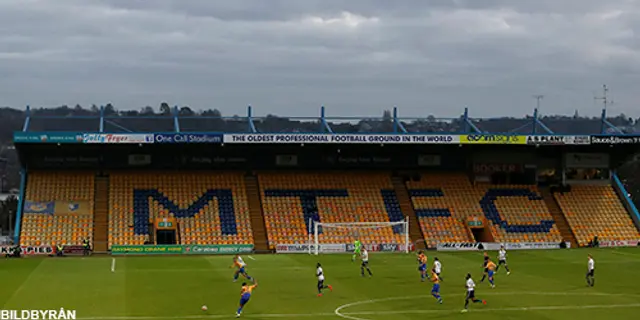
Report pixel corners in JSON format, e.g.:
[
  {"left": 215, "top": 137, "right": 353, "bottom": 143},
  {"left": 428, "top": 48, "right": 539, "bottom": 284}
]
[
  {"left": 111, "top": 258, "right": 116, "bottom": 273},
  {"left": 76, "top": 303, "right": 640, "bottom": 320},
  {"left": 341, "top": 303, "right": 640, "bottom": 318},
  {"left": 333, "top": 292, "right": 640, "bottom": 320}
]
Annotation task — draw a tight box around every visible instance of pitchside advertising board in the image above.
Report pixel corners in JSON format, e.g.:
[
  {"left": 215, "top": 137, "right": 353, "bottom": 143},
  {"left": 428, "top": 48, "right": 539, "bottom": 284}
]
[
  {"left": 62, "top": 245, "right": 85, "bottom": 255},
  {"left": 436, "top": 242, "right": 572, "bottom": 251},
  {"left": 0, "top": 245, "right": 54, "bottom": 255},
  {"left": 275, "top": 243, "right": 415, "bottom": 253},
  {"left": 598, "top": 240, "right": 639, "bottom": 247},
  {"left": 110, "top": 244, "right": 253, "bottom": 255}
]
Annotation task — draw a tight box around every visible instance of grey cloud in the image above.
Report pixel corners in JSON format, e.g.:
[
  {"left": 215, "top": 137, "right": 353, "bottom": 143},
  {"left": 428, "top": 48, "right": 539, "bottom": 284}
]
[{"left": 0, "top": 0, "right": 639, "bottom": 118}]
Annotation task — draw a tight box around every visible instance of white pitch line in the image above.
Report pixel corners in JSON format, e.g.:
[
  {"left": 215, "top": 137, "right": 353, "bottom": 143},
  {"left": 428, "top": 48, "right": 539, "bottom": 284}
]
[
  {"left": 333, "top": 291, "right": 640, "bottom": 320},
  {"left": 76, "top": 303, "right": 640, "bottom": 320},
  {"left": 76, "top": 292, "right": 640, "bottom": 320},
  {"left": 111, "top": 258, "right": 116, "bottom": 273},
  {"left": 344, "top": 303, "right": 640, "bottom": 316},
  {"left": 247, "top": 255, "right": 256, "bottom": 260},
  {"left": 80, "top": 313, "right": 335, "bottom": 320}
]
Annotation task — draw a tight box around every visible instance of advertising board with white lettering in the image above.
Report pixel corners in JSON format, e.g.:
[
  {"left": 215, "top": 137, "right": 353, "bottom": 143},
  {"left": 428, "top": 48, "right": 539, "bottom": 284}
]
[
  {"left": 154, "top": 133, "right": 222, "bottom": 143},
  {"left": 83, "top": 134, "right": 154, "bottom": 144},
  {"left": 0, "top": 245, "right": 54, "bottom": 255},
  {"left": 598, "top": 240, "right": 639, "bottom": 247},
  {"left": 482, "top": 242, "right": 570, "bottom": 250},
  {"left": 591, "top": 135, "right": 640, "bottom": 145},
  {"left": 275, "top": 243, "right": 346, "bottom": 253},
  {"left": 526, "top": 135, "right": 591, "bottom": 145},
  {"left": 567, "top": 135, "right": 591, "bottom": 145},
  {"left": 346, "top": 243, "right": 415, "bottom": 252},
  {"left": 13, "top": 132, "right": 84, "bottom": 144},
  {"left": 436, "top": 243, "right": 482, "bottom": 251},
  {"left": 437, "top": 242, "right": 568, "bottom": 251},
  {"left": 276, "top": 243, "right": 412, "bottom": 253},
  {"left": 223, "top": 134, "right": 458, "bottom": 144}
]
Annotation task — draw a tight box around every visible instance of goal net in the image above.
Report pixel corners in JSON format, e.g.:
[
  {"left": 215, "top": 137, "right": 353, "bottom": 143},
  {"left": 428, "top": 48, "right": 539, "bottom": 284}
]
[{"left": 309, "top": 218, "right": 410, "bottom": 255}]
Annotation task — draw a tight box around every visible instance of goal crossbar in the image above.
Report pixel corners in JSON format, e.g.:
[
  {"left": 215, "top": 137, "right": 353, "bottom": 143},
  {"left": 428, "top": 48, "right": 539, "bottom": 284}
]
[
  {"left": 315, "top": 222, "right": 405, "bottom": 226},
  {"left": 309, "top": 218, "right": 409, "bottom": 255}
]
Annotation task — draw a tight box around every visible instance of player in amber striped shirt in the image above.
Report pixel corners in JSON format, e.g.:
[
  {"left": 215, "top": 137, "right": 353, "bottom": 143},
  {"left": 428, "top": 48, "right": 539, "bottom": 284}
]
[{"left": 236, "top": 280, "right": 257, "bottom": 317}]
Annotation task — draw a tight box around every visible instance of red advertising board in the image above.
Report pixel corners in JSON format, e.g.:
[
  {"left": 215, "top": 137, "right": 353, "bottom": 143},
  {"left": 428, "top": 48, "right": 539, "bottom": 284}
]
[
  {"left": 62, "top": 245, "right": 85, "bottom": 255},
  {"left": 599, "top": 240, "right": 639, "bottom": 248}
]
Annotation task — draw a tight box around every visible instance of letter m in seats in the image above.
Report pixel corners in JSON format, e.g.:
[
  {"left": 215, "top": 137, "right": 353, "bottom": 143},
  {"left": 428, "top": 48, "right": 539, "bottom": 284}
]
[{"left": 133, "top": 189, "right": 237, "bottom": 236}]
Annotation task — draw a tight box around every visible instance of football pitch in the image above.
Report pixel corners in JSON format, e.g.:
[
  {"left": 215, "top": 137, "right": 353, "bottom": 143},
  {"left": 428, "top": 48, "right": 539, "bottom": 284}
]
[{"left": 2, "top": 248, "right": 640, "bottom": 320}]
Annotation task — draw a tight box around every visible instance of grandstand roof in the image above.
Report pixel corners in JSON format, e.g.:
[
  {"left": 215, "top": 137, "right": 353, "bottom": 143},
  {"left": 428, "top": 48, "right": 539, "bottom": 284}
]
[{"left": 18, "top": 105, "right": 633, "bottom": 135}]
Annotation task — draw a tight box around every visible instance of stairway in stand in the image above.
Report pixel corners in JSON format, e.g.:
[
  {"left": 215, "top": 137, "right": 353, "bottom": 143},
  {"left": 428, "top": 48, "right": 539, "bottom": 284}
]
[
  {"left": 391, "top": 175, "right": 425, "bottom": 250},
  {"left": 245, "top": 174, "right": 269, "bottom": 252},
  {"left": 93, "top": 175, "right": 109, "bottom": 253},
  {"left": 541, "top": 188, "right": 578, "bottom": 248}
]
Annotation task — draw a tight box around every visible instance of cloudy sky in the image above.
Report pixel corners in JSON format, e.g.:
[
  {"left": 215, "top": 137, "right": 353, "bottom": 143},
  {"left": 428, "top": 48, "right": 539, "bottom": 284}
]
[{"left": 0, "top": 0, "right": 639, "bottom": 118}]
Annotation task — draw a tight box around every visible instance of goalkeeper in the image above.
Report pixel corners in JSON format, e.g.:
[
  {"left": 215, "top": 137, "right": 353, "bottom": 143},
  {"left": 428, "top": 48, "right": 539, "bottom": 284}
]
[{"left": 352, "top": 239, "right": 362, "bottom": 262}]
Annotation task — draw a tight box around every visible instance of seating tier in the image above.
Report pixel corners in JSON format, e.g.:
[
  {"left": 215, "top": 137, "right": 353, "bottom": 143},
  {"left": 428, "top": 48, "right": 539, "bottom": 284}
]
[
  {"left": 108, "top": 172, "right": 252, "bottom": 248},
  {"left": 258, "top": 173, "right": 406, "bottom": 249},
  {"left": 407, "top": 173, "right": 562, "bottom": 248},
  {"left": 555, "top": 185, "right": 640, "bottom": 246},
  {"left": 20, "top": 172, "right": 94, "bottom": 247}
]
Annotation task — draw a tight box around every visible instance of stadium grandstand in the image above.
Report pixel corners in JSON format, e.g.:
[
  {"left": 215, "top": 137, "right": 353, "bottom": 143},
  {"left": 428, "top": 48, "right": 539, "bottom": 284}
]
[{"left": 5, "top": 105, "right": 640, "bottom": 254}]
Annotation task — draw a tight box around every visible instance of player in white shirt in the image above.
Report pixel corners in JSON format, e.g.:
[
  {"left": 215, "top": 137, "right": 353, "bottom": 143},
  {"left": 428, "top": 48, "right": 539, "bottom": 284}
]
[
  {"left": 586, "top": 254, "right": 595, "bottom": 287},
  {"left": 316, "top": 263, "right": 333, "bottom": 296},
  {"left": 360, "top": 248, "right": 373, "bottom": 277},
  {"left": 432, "top": 257, "right": 443, "bottom": 280},
  {"left": 496, "top": 246, "right": 511, "bottom": 275},
  {"left": 461, "top": 273, "right": 486, "bottom": 313}
]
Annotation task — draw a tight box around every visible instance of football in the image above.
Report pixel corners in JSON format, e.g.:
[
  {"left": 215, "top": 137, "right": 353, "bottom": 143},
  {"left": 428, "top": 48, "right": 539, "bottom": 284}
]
[{"left": 201, "top": 305, "right": 208, "bottom": 311}]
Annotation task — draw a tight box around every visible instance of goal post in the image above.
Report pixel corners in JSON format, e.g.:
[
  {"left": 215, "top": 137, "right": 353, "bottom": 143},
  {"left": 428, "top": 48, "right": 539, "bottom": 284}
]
[{"left": 310, "top": 217, "right": 410, "bottom": 255}]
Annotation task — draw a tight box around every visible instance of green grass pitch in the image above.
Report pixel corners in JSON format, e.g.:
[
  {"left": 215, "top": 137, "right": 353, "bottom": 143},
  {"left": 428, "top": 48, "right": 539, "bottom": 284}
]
[{"left": 2, "top": 248, "right": 640, "bottom": 319}]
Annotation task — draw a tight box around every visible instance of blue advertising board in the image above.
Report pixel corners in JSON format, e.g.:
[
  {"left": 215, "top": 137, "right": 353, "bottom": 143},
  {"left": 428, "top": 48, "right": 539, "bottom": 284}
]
[
  {"left": 154, "top": 133, "right": 222, "bottom": 143},
  {"left": 13, "top": 132, "right": 84, "bottom": 144}
]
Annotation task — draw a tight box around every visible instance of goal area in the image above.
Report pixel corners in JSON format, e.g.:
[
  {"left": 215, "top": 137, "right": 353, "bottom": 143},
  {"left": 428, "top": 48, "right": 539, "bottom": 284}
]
[{"left": 310, "top": 219, "right": 410, "bottom": 255}]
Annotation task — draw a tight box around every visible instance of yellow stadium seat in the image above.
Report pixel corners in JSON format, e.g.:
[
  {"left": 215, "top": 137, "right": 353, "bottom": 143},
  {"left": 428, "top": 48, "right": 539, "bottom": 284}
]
[
  {"left": 20, "top": 172, "right": 94, "bottom": 247},
  {"left": 259, "top": 172, "right": 405, "bottom": 249},
  {"left": 108, "top": 172, "right": 253, "bottom": 248},
  {"left": 555, "top": 185, "right": 640, "bottom": 246},
  {"left": 406, "top": 173, "right": 562, "bottom": 247}
]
